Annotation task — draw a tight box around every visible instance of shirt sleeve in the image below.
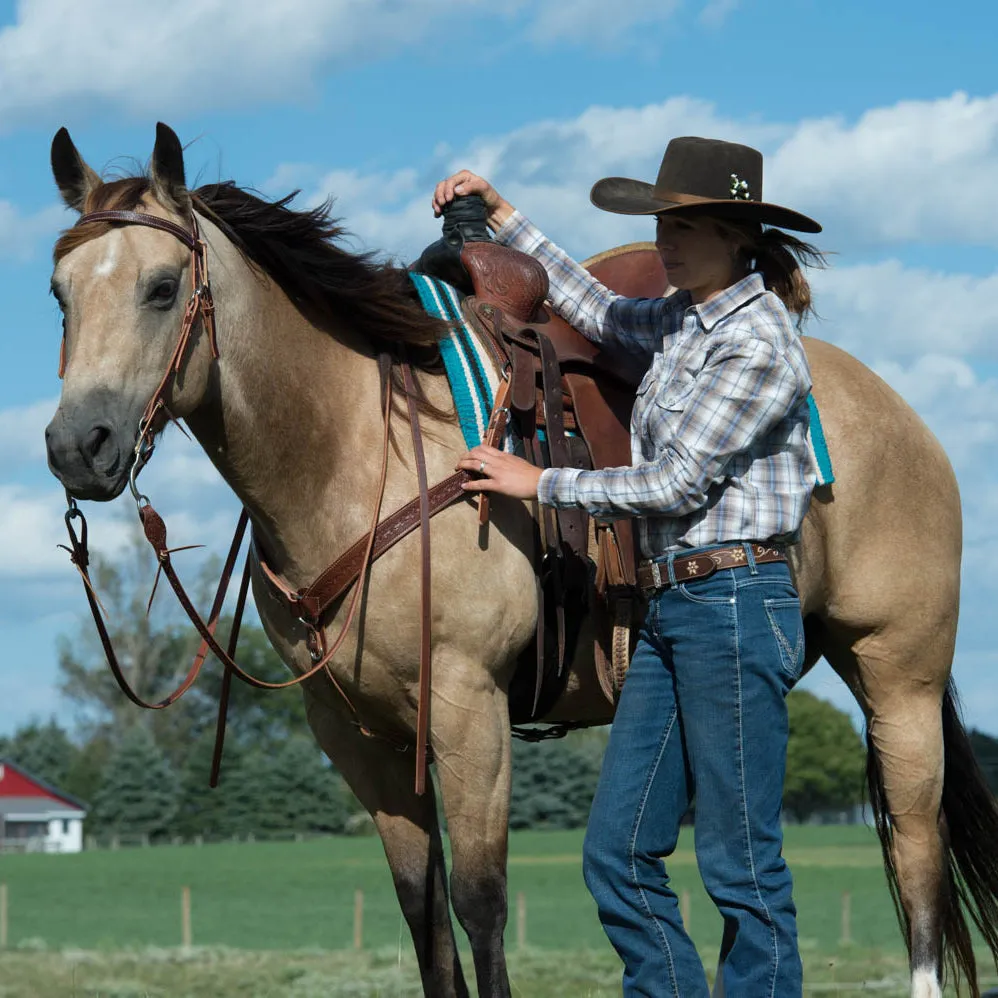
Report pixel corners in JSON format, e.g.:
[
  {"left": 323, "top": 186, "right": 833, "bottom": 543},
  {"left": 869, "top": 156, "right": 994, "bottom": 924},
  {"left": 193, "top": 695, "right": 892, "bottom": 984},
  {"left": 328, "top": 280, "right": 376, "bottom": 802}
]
[
  {"left": 494, "top": 210, "right": 687, "bottom": 364},
  {"left": 537, "top": 334, "right": 810, "bottom": 517}
]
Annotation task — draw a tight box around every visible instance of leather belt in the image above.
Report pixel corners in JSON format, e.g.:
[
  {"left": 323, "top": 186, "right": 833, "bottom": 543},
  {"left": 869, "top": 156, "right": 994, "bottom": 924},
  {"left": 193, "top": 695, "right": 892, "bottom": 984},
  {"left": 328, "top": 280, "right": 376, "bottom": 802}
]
[{"left": 637, "top": 543, "right": 787, "bottom": 593}]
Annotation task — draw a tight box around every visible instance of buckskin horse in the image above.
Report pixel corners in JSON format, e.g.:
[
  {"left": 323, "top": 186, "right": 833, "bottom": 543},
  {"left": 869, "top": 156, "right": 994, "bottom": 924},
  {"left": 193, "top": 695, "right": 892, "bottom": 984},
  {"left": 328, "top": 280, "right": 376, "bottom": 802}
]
[{"left": 44, "top": 124, "right": 998, "bottom": 998}]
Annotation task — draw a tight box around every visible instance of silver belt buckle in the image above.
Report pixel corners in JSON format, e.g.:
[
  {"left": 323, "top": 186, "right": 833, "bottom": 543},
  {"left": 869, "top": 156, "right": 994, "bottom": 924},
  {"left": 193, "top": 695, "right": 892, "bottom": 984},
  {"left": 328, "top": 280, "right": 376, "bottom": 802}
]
[{"left": 650, "top": 561, "right": 664, "bottom": 589}]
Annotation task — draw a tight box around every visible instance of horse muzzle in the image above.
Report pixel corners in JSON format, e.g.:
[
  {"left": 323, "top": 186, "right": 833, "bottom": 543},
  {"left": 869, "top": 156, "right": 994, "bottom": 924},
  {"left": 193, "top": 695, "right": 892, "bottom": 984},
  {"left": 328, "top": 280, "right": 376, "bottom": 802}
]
[{"left": 45, "top": 394, "right": 139, "bottom": 501}]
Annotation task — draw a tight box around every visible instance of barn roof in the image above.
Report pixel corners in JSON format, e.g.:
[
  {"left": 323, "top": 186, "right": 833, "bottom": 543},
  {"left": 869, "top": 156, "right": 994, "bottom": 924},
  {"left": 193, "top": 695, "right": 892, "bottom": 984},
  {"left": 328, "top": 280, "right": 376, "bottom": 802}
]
[
  {"left": 0, "top": 796, "right": 86, "bottom": 819},
  {"left": 0, "top": 758, "right": 88, "bottom": 811}
]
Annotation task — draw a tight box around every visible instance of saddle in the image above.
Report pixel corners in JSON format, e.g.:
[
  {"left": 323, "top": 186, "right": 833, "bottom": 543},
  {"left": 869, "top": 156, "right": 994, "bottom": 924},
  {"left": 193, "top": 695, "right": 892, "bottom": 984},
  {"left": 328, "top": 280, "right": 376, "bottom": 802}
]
[{"left": 416, "top": 197, "right": 669, "bottom": 712}]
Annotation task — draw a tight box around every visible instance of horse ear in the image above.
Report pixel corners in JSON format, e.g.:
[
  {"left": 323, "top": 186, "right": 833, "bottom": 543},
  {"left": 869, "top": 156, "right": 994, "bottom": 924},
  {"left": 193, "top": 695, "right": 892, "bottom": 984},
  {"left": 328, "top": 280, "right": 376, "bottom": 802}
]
[
  {"left": 51, "top": 127, "right": 101, "bottom": 212},
  {"left": 149, "top": 122, "right": 190, "bottom": 216}
]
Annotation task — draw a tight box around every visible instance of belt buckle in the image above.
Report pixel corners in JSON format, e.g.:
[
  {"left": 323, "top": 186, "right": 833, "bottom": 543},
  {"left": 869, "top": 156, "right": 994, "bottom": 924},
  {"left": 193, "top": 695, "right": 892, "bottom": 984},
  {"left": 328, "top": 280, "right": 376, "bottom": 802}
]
[{"left": 650, "top": 561, "right": 664, "bottom": 589}]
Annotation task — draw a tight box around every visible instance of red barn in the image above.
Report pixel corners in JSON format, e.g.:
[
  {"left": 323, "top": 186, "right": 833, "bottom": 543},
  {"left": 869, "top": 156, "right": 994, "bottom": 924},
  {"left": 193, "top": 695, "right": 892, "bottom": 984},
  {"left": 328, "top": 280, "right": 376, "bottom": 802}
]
[{"left": 0, "top": 759, "right": 87, "bottom": 853}]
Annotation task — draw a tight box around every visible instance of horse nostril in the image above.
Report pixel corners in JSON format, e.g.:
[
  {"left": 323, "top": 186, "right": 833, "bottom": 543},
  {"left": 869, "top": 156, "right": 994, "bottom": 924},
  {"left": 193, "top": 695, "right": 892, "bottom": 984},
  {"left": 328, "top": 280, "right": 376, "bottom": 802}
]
[{"left": 83, "top": 424, "right": 111, "bottom": 459}]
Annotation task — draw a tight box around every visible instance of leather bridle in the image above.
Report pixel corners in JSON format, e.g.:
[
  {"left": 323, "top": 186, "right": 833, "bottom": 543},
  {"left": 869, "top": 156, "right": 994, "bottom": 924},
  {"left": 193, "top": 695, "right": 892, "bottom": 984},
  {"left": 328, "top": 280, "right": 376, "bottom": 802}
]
[{"left": 58, "top": 208, "right": 483, "bottom": 794}]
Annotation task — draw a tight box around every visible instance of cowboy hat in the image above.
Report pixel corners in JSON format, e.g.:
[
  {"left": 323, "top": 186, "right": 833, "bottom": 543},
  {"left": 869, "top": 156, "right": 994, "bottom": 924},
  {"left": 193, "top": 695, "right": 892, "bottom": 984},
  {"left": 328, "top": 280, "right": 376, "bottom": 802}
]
[{"left": 590, "top": 136, "right": 821, "bottom": 233}]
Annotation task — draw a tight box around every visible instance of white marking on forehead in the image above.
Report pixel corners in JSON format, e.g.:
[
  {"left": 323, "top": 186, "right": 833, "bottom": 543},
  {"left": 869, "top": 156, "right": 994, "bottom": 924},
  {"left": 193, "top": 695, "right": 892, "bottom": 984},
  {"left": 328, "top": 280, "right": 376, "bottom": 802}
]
[{"left": 92, "top": 229, "right": 123, "bottom": 278}]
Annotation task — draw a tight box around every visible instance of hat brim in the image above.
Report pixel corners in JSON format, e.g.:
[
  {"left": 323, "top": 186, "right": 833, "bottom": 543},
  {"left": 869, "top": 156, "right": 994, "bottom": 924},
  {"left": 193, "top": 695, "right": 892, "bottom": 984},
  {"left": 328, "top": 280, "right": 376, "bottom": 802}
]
[{"left": 590, "top": 177, "right": 822, "bottom": 234}]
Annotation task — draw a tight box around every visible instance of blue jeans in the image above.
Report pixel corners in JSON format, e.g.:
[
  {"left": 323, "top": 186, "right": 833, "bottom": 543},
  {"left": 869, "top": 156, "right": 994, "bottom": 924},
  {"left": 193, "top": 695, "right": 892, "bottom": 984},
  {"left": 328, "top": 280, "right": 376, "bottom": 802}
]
[{"left": 583, "top": 546, "right": 804, "bottom": 997}]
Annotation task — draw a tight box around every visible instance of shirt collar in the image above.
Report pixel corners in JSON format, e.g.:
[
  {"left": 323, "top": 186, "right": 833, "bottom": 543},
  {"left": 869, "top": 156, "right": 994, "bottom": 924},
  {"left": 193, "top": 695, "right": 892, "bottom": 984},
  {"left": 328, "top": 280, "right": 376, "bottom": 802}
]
[{"left": 691, "top": 272, "right": 766, "bottom": 333}]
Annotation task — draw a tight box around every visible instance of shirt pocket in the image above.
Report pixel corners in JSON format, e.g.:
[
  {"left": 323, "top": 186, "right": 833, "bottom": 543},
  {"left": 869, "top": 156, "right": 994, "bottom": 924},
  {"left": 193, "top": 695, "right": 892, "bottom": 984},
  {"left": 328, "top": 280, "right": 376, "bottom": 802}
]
[{"left": 655, "top": 378, "right": 697, "bottom": 412}]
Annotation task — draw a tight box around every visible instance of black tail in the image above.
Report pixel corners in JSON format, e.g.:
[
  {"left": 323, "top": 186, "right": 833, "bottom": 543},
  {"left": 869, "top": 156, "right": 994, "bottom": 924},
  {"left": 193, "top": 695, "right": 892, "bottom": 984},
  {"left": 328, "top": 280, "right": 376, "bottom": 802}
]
[{"left": 867, "top": 681, "right": 998, "bottom": 997}]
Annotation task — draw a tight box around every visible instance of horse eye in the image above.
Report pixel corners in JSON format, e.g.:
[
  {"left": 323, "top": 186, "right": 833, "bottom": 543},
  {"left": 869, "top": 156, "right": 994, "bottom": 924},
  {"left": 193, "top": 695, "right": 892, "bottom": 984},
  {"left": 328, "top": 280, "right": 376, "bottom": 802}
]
[{"left": 149, "top": 279, "right": 178, "bottom": 305}]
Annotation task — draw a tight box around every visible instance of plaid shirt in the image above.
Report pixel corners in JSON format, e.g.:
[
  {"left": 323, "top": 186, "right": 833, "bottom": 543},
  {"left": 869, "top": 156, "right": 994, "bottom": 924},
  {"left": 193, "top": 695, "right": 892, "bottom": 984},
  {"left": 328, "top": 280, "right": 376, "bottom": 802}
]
[{"left": 495, "top": 210, "right": 815, "bottom": 556}]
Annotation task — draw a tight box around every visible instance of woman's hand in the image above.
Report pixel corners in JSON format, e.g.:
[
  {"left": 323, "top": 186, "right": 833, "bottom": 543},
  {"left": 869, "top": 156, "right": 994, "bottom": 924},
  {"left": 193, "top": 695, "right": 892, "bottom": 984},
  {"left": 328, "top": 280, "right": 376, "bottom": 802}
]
[
  {"left": 432, "top": 170, "right": 515, "bottom": 231},
  {"left": 456, "top": 444, "right": 543, "bottom": 500}
]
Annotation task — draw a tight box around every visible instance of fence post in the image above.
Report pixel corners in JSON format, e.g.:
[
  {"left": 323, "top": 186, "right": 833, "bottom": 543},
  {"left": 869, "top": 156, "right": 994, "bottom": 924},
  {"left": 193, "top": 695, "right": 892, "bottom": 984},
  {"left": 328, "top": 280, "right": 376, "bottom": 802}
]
[
  {"left": 516, "top": 891, "right": 526, "bottom": 950},
  {"left": 354, "top": 890, "right": 364, "bottom": 950},
  {"left": 840, "top": 891, "right": 851, "bottom": 945},
  {"left": 1, "top": 883, "right": 7, "bottom": 950},
  {"left": 181, "top": 886, "right": 192, "bottom": 949}
]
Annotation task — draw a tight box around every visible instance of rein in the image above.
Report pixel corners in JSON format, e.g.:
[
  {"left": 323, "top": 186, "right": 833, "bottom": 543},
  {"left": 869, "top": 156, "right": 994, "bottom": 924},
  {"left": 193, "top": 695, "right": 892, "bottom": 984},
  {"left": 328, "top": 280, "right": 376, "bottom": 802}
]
[{"left": 58, "top": 208, "right": 472, "bottom": 795}]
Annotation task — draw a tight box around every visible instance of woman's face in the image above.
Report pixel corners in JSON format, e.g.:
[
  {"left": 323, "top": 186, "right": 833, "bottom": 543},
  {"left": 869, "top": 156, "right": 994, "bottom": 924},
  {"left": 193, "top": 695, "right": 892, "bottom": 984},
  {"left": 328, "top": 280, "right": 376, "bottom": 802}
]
[{"left": 655, "top": 214, "right": 742, "bottom": 303}]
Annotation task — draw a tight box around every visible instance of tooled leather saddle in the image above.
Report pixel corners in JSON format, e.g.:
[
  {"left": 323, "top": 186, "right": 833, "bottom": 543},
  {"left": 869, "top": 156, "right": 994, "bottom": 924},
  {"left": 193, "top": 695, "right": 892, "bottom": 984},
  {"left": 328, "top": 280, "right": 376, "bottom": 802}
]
[{"left": 416, "top": 196, "right": 669, "bottom": 716}]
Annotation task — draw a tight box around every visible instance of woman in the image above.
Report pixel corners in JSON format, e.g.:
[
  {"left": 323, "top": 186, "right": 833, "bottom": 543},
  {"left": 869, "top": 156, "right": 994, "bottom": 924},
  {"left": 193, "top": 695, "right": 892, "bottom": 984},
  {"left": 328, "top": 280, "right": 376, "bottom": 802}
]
[{"left": 434, "top": 136, "right": 823, "bottom": 997}]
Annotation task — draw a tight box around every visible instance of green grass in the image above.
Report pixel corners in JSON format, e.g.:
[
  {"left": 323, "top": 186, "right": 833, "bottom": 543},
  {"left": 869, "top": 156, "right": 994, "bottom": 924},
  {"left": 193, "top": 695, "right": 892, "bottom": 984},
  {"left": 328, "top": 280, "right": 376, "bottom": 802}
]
[
  {"left": 0, "top": 825, "right": 995, "bottom": 996},
  {"left": 0, "top": 945, "right": 965, "bottom": 997}
]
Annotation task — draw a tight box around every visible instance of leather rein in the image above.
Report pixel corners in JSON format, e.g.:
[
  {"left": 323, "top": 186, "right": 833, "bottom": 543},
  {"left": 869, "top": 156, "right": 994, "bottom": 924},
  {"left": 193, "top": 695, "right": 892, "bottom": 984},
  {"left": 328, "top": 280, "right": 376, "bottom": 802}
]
[{"left": 58, "top": 208, "right": 485, "bottom": 795}]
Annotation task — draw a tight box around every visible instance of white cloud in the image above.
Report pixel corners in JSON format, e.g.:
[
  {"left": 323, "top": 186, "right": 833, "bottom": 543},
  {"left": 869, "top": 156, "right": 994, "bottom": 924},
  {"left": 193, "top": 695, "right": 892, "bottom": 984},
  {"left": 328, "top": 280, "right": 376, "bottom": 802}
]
[
  {"left": 699, "top": 0, "right": 740, "bottom": 28},
  {"left": 0, "top": 483, "right": 113, "bottom": 576},
  {"left": 0, "top": 397, "right": 59, "bottom": 465},
  {"left": 297, "top": 97, "right": 786, "bottom": 262},
  {"left": 770, "top": 92, "right": 998, "bottom": 247},
  {"left": 527, "top": 0, "right": 682, "bottom": 44},
  {"left": 281, "top": 91, "right": 998, "bottom": 264},
  {"left": 810, "top": 260, "right": 998, "bottom": 361},
  {"left": 0, "top": 200, "right": 67, "bottom": 259},
  {"left": 0, "top": 476, "right": 237, "bottom": 582},
  {"left": 0, "top": 0, "right": 689, "bottom": 127}
]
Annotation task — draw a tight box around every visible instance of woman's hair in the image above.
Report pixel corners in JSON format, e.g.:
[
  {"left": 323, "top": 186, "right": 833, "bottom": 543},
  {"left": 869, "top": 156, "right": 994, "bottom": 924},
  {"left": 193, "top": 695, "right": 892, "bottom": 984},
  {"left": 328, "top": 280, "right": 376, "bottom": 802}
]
[{"left": 710, "top": 217, "right": 827, "bottom": 323}]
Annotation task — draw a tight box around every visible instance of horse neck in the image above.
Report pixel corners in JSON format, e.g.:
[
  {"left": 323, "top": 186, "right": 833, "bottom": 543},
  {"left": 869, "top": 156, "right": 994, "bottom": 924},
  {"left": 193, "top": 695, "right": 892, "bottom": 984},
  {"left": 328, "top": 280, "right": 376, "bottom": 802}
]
[{"left": 186, "top": 220, "right": 448, "bottom": 587}]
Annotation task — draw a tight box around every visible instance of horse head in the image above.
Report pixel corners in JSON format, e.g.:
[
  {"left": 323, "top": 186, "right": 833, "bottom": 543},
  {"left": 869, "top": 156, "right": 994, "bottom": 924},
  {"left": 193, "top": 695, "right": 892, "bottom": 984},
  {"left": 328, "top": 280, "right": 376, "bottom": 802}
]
[{"left": 45, "top": 123, "right": 216, "bottom": 501}]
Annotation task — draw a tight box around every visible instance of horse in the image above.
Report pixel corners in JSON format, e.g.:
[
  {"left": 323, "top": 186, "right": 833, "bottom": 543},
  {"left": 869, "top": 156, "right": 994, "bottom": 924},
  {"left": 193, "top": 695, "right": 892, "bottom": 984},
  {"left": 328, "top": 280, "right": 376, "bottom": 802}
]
[{"left": 43, "top": 123, "right": 998, "bottom": 998}]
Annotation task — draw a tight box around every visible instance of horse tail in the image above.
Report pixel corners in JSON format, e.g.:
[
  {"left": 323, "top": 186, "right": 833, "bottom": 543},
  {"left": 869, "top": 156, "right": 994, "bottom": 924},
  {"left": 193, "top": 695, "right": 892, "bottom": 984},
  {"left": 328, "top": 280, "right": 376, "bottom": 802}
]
[{"left": 866, "top": 681, "right": 998, "bottom": 995}]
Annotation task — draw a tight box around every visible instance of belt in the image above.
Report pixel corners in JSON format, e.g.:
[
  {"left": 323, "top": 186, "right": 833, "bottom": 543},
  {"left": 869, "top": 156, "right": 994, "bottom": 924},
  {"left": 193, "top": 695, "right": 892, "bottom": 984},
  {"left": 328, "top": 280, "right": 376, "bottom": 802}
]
[{"left": 637, "top": 543, "right": 787, "bottom": 593}]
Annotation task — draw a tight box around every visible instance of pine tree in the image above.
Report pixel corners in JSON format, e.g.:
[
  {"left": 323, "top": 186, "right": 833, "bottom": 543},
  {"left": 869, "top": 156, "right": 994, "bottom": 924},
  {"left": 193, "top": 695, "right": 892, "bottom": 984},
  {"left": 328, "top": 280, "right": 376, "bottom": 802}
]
[
  {"left": 91, "top": 724, "right": 178, "bottom": 839},
  {"left": 1, "top": 719, "right": 77, "bottom": 790},
  {"left": 509, "top": 733, "right": 603, "bottom": 830},
  {"left": 225, "top": 736, "right": 354, "bottom": 838},
  {"left": 171, "top": 731, "right": 247, "bottom": 840}
]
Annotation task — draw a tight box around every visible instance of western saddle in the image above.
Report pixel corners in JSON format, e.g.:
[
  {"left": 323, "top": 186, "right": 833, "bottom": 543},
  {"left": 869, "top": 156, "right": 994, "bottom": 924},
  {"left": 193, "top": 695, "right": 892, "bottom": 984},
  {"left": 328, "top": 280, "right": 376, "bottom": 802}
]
[{"left": 415, "top": 196, "right": 667, "bottom": 718}]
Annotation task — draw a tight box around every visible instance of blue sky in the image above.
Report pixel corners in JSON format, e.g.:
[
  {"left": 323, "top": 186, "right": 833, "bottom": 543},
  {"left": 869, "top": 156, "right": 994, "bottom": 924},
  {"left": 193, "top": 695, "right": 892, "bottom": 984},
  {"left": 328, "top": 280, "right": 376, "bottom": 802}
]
[{"left": 2, "top": 0, "right": 998, "bottom": 736}]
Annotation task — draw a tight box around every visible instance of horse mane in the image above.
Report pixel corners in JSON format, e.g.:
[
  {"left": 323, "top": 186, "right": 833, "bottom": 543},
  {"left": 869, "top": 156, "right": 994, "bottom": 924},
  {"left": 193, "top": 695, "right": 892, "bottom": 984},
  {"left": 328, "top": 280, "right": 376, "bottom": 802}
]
[{"left": 53, "top": 176, "right": 449, "bottom": 358}]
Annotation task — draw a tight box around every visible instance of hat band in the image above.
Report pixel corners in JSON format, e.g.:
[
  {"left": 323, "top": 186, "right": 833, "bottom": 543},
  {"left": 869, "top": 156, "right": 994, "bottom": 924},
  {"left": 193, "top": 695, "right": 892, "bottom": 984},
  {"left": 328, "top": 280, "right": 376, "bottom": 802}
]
[{"left": 652, "top": 188, "right": 755, "bottom": 206}]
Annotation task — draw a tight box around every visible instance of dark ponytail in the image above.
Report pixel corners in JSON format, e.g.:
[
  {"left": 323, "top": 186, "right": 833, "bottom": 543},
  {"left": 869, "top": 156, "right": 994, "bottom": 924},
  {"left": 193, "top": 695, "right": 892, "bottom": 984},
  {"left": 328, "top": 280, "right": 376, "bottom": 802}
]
[{"left": 713, "top": 219, "right": 828, "bottom": 323}]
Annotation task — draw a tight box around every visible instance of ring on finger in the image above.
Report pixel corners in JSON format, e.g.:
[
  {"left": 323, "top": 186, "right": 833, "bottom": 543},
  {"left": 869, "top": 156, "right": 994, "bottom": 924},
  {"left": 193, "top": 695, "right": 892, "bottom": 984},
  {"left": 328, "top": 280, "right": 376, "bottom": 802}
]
[{"left": 479, "top": 459, "right": 487, "bottom": 475}]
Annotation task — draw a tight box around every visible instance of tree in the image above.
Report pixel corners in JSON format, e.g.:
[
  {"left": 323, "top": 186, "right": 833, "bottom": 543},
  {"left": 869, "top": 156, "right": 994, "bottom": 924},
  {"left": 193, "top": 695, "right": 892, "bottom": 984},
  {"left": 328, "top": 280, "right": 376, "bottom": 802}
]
[
  {"left": 90, "top": 723, "right": 178, "bottom": 839},
  {"left": 969, "top": 729, "right": 998, "bottom": 795},
  {"left": 56, "top": 527, "right": 310, "bottom": 773},
  {"left": 0, "top": 718, "right": 77, "bottom": 790},
  {"left": 784, "top": 691, "right": 866, "bottom": 823},
  {"left": 224, "top": 736, "right": 355, "bottom": 838},
  {"left": 509, "top": 731, "right": 604, "bottom": 830},
  {"left": 171, "top": 731, "right": 248, "bottom": 839}
]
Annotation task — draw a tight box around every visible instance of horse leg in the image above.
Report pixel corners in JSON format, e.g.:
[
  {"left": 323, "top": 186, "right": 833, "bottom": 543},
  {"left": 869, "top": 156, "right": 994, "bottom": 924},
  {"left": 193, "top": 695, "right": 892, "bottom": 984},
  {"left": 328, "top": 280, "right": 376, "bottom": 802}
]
[
  {"left": 304, "top": 694, "right": 470, "bottom": 998},
  {"left": 431, "top": 661, "right": 514, "bottom": 998},
  {"left": 823, "top": 626, "right": 951, "bottom": 998}
]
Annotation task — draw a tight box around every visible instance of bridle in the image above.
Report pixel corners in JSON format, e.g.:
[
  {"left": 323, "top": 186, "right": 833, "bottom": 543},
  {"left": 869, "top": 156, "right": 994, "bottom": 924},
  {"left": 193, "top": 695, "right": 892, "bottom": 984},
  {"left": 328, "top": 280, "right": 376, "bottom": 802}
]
[{"left": 57, "top": 207, "right": 477, "bottom": 794}]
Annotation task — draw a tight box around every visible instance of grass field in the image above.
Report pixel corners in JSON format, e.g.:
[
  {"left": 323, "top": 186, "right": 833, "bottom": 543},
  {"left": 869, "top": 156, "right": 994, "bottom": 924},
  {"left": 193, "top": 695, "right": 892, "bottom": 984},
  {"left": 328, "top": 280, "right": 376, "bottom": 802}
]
[{"left": 0, "top": 825, "right": 995, "bottom": 996}]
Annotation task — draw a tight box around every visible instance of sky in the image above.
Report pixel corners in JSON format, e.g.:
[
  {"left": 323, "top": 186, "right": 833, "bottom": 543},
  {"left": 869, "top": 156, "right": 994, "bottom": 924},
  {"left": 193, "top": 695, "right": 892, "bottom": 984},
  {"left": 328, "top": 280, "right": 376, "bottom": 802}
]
[{"left": 1, "top": 0, "right": 997, "bottom": 738}]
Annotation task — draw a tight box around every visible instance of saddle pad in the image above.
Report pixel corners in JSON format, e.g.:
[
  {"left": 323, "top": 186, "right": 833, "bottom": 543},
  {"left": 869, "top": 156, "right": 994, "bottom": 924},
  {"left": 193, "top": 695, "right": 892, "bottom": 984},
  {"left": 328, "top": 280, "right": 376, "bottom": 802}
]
[
  {"left": 408, "top": 271, "right": 834, "bottom": 486},
  {"left": 409, "top": 272, "right": 502, "bottom": 450},
  {"left": 807, "top": 394, "right": 834, "bottom": 486}
]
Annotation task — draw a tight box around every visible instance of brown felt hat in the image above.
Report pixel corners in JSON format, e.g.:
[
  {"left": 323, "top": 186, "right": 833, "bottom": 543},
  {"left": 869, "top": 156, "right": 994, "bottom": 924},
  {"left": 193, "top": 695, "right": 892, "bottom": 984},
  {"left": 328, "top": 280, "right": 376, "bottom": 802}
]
[{"left": 590, "top": 136, "right": 821, "bottom": 233}]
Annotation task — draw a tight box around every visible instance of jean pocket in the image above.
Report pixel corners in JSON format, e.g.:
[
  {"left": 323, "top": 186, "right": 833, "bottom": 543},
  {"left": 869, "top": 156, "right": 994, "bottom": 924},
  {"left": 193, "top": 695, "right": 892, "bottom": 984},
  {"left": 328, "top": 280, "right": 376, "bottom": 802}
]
[
  {"left": 675, "top": 571, "right": 735, "bottom": 605},
  {"left": 764, "top": 597, "right": 805, "bottom": 681}
]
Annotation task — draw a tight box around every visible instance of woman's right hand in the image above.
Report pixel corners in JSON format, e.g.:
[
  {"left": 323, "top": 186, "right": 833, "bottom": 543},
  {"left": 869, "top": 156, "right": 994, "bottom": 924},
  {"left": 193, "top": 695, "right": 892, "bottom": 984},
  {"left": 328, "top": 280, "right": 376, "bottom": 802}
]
[{"left": 432, "top": 170, "right": 514, "bottom": 230}]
